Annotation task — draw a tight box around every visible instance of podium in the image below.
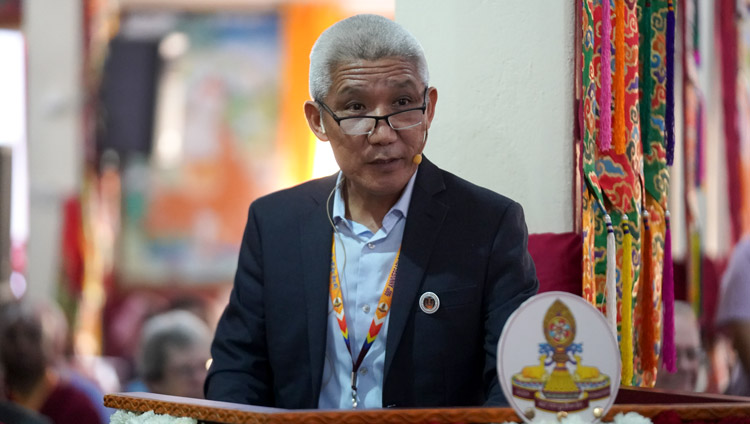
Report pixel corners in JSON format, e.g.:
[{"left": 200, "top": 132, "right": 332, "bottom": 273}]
[{"left": 104, "top": 388, "right": 750, "bottom": 423}]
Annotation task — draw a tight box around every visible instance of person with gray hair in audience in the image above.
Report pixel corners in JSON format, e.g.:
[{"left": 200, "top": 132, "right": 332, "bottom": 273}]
[
  {"left": 715, "top": 237, "right": 750, "bottom": 396},
  {"left": 654, "top": 300, "right": 706, "bottom": 392},
  {"left": 136, "top": 309, "right": 211, "bottom": 399}
]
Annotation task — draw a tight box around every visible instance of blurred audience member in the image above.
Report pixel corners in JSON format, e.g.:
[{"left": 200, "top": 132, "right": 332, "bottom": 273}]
[
  {"left": 0, "top": 301, "right": 101, "bottom": 424},
  {"left": 0, "top": 356, "right": 52, "bottom": 424},
  {"left": 704, "top": 332, "right": 735, "bottom": 394},
  {"left": 716, "top": 237, "right": 750, "bottom": 396},
  {"left": 655, "top": 300, "right": 705, "bottom": 392},
  {"left": 134, "top": 310, "right": 211, "bottom": 399},
  {"left": 32, "top": 301, "right": 114, "bottom": 422}
]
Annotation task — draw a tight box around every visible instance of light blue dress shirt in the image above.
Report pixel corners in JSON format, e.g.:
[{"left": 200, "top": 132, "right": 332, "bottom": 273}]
[{"left": 317, "top": 171, "right": 418, "bottom": 409}]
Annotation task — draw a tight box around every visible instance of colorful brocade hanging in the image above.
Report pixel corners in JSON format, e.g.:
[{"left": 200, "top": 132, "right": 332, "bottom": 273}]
[
  {"left": 580, "top": 0, "right": 674, "bottom": 387},
  {"left": 637, "top": 0, "right": 673, "bottom": 386}
]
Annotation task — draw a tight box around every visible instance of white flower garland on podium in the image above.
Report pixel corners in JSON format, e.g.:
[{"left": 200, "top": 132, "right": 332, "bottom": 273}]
[
  {"left": 110, "top": 410, "right": 197, "bottom": 424},
  {"left": 499, "top": 412, "right": 652, "bottom": 424}
]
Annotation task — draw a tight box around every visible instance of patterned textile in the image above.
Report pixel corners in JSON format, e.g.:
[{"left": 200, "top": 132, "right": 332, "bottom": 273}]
[
  {"left": 580, "top": 0, "right": 673, "bottom": 386},
  {"left": 636, "top": 0, "right": 671, "bottom": 387},
  {"left": 581, "top": 0, "right": 643, "bottom": 385}
]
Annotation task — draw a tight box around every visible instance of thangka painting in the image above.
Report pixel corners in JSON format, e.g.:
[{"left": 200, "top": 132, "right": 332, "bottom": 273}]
[
  {"left": 580, "top": 0, "right": 673, "bottom": 387},
  {"left": 119, "top": 13, "right": 282, "bottom": 286}
]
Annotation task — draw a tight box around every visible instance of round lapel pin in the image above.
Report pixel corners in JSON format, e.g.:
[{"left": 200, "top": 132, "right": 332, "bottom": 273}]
[{"left": 419, "top": 291, "right": 440, "bottom": 314}]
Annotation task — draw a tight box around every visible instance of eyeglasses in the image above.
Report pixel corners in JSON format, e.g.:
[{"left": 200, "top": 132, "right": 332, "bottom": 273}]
[{"left": 317, "top": 88, "right": 428, "bottom": 136}]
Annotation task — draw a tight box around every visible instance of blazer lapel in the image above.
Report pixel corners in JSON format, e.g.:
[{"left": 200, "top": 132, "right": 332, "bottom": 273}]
[
  {"left": 384, "top": 158, "right": 448, "bottom": 378},
  {"left": 299, "top": 175, "right": 337, "bottom": 406}
]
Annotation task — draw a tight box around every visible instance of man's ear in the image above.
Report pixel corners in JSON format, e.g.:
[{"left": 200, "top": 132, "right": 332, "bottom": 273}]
[
  {"left": 424, "top": 87, "right": 438, "bottom": 131},
  {"left": 304, "top": 101, "right": 329, "bottom": 141}
]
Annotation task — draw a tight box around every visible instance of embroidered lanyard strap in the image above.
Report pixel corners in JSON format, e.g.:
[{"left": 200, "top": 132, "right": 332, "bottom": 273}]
[{"left": 329, "top": 237, "right": 399, "bottom": 408}]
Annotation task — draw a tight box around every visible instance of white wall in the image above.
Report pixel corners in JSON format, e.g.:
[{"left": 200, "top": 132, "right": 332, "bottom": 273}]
[
  {"left": 396, "top": 1, "right": 576, "bottom": 234},
  {"left": 23, "top": 0, "right": 83, "bottom": 300}
]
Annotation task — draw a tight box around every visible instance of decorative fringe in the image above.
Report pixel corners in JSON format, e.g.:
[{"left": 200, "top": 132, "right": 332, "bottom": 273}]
[
  {"left": 605, "top": 213, "right": 617, "bottom": 335},
  {"left": 690, "top": 230, "right": 702, "bottom": 319},
  {"left": 614, "top": 0, "right": 627, "bottom": 154},
  {"left": 696, "top": 100, "right": 704, "bottom": 186},
  {"left": 666, "top": 0, "right": 676, "bottom": 165},
  {"left": 599, "top": 0, "right": 613, "bottom": 151},
  {"left": 638, "top": 211, "right": 657, "bottom": 372},
  {"left": 621, "top": 215, "right": 634, "bottom": 385},
  {"left": 662, "top": 212, "right": 676, "bottom": 373}
]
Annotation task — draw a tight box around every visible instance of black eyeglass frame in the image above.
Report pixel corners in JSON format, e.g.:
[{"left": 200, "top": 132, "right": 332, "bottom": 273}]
[{"left": 316, "top": 87, "right": 429, "bottom": 135}]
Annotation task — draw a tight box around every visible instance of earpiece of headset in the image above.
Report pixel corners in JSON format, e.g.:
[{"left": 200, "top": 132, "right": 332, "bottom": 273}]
[
  {"left": 413, "top": 129, "right": 428, "bottom": 165},
  {"left": 326, "top": 176, "right": 344, "bottom": 233}
]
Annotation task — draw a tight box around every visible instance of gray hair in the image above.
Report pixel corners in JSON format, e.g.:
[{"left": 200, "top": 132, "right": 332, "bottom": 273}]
[
  {"left": 137, "top": 310, "right": 210, "bottom": 384},
  {"left": 309, "top": 14, "right": 430, "bottom": 101}
]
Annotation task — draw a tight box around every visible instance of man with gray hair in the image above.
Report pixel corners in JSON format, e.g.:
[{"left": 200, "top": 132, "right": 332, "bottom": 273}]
[
  {"left": 206, "top": 14, "right": 538, "bottom": 409},
  {"left": 137, "top": 310, "right": 211, "bottom": 399}
]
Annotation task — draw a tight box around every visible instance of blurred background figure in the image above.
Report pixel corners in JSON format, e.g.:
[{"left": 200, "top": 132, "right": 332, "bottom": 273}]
[
  {"left": 715, "top": 237, "right": 750, "bottom": 396},
  {"left": 0, "top": 355, "right": 52, "bottom": 424},
  {"left": 0, "top": 301, "right": 102, "bottom": 424},
  {"left": 655, "top": 300, "right": 706, "bottom": 392},
  {"left": 31, "top": 300, "right": 114, "bottom": 422},
  {"left": 131, "top": 309, "right": 210, "bottom": 399}
]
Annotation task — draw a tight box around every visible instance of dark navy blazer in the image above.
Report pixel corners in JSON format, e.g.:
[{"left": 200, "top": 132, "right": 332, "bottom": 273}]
[{"left": 204, "top": 158, "right": 539, "bottom": 409}]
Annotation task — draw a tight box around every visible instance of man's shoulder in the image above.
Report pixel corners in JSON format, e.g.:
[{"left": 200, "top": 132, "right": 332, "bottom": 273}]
[
  {"left": 252, "top": 174, "right": 337, "bottom": 210},
  {"left": 431, "top": 165, "right": 519, "bottom": 211}
]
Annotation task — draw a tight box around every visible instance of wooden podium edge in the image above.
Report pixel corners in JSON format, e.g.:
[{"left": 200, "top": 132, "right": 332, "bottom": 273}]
[
  {"left": 105, "top": 393, "right": 521, "bottom": 423},
  {"left": 105, "top": 393, "right": 750, "bottom": 424}
]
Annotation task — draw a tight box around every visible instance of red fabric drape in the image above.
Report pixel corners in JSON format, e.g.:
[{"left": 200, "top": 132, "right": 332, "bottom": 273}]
[{"left": 717, "top": 1, "right": 741, "bottom": 245}]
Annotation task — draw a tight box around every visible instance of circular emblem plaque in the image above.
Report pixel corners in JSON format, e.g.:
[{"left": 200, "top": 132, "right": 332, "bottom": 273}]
[{"left": 497, "top": 292, "right": 621, "bottom": 423}]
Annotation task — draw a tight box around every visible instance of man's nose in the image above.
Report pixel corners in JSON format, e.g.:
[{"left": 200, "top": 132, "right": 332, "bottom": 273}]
[{"left": 367, "top": 118, "right": 397, "bottom": 144}]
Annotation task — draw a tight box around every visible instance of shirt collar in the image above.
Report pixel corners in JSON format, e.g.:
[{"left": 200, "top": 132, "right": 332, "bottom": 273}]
[{"left": 332, "top": 170, "right": 418, "bottom": 230}]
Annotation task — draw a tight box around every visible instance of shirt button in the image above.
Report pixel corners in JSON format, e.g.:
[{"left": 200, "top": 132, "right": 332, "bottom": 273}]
[
  {"left": 367, "top": 242, "right": 375, "bottom": 249},
  {"left": 362, "top": 304, "right": 370, "bottom": 313},
  {"left": 359, "top": 367, "right": 368, "bottom": 376}
]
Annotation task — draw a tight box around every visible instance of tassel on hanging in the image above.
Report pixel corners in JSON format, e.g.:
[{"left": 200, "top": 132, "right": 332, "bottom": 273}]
[
  {"left": 666, "top": 0, "right": 676, "bottom": 165},
  {"left": 696, "top": 100, "right": 705, "bottom": 186},
  {"left": 662, "top": 211, "right": 676, "bottom": 373},
  {"left": 690, "top": 230, "right": 702, "bottom": 320},
  {"left": 620, "top": 215, "right": 634, "bottom": 385},
  {"left": 599, "top": 0, "right": 613, "bottom": 151},
  {"left": 605, "top": 213, "right": 617, "bottom": 335},
  {"left": 614, "top": 0, "right": 627, "bottom": 154},
  {"left": 638, "top": 211, "right": 657, "bottom": 373}
]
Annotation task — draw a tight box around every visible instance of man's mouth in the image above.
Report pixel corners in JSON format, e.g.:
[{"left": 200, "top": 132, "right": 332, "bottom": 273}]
[{"left": 369, "top": 157, "right": 399, "bottom": 165}]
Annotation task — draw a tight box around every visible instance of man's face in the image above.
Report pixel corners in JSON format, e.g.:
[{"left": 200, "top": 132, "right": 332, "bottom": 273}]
[
  {"left": 307, "top": 58, "right": 437, "bottom": 200},
  {"left": 151, "top": 344, "right": 209, "bottom": 399},
  {"left": 655, "top": 315, "right": 702, "bottom": 391}
]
